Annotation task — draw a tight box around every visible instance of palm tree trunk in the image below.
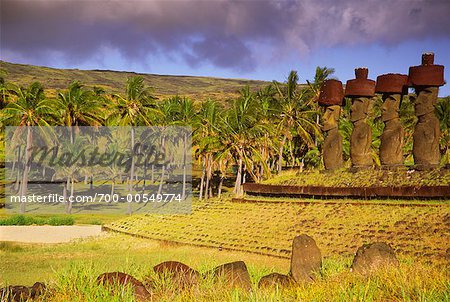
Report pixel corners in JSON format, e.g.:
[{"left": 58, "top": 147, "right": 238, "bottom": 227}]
[
  {"left": 64, "top": 177, "right": 69, "bottom": 213},
  {"left": 63, "top": 179, "right": 68, "bottom": 204},
  {"left": 199, "top": 155, "right": 206, "bottom": 200},
  {"left": 182, "top": 132, "right": 187, "bottom": 200},
  {"left": 157, "top": 135, "right": 166, "bottom": 195},
  {"left": 289, "top": 140, "right": 295, "bottom": 167},
  {"left": 205, "top": 154, "right": 211, "bottom": 199},
  {"left": 277, "top": 136, "right": 286, "bottom": 174},
  {"left": 67, "top": 177, "right": 74, "bottom": 214},
  {"left": 111, "top": 178, "right": 115, "bottom": 196},
  {"left": 151, "top": 164, "right": 155, "bottom": 183},
  {"left": 218, "top": 176, "right": 224, "bottom": 197},
  {"left": 234, "top": 153, "right": 243, "bottom": 196},
  {"left": 19, "top": 126, "right": 32, "bottom": 214},
  {"left": 127, "top": 127, "right": 135, "bottom": 215}
]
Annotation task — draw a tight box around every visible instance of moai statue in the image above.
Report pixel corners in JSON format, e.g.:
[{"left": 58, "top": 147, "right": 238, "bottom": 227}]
[
  {"left": 345, "top": 68, "right": 376, "bottom": 169},
  {"left": 408, "top": 52, "right": 445, "bottom": 169},
  {"left": 375, "top": 73, "right": 408, "bottom": 168},
  {"left": 318, "top": 79, "right": 344, "bottom": 170}
]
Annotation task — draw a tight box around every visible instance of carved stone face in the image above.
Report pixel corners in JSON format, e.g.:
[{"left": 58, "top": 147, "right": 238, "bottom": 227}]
[
  {"left": 414, "top": 86, "right": 438, "bottom": 116},
  {"left": 350, "top": 97, "right": 370, "bottom": 122},
  {"left": 323, "top": 105, "right": 340, "bottom": 131},
  {"left": 381, "top": 94, "right": 400, "bottom": 122}
]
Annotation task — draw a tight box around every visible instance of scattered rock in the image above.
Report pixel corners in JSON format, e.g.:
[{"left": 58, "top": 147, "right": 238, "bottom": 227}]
[
  {"left": 258, "top": 272, "right": 295, "bottom": 289},
  {"left": 351, "top": 242, "right": 399, "bottom": 274},
  {"left": 153, "top": 261, "right": 200, "bottom": 288},
  {"left": 97, "top": 272, "right": 152, "bottom": 301},
  {"left": 0, "top": 285, "right": 30, "bottom": 302},
  {"left": 30, "top": 282, "right": 46, "bottom": 299},
  {"left": 211, "top": 261, "right": 252, "bottom": 290},
  {"left": 289, "top": 234, "right": 322, "bottom": 283},
  {"left": 0, "top": 282, "right": 46, "bottom": 302}
]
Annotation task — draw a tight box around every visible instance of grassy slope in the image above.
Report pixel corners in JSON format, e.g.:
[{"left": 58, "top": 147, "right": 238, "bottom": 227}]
[
  {"left": 262, "top": 169, "right": 450, "bottom": 187},
  {"left": 0, "top": 61, "right": 270, "bottom": 102},
  {"left": 104, "top": 197, "right": 450, "bottom": 263}
]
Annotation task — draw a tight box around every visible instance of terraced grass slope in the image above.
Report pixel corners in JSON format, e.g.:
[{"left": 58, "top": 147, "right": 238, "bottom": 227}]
[
  {"left": 106, "top": 197, "right": 449, "bottom": 263},
  {"left": 1, "top": 61, "right": 269, "bottom": 102},
  {"left": 263, "top": 169, "right": 450, "bottom": 187}
]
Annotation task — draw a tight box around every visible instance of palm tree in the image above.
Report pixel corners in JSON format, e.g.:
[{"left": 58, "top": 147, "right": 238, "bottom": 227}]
[
  {"left": 436, "top": 97, "right": 450, "bottom": 165},
  {"left": 273, "top": 71, "right": 320, "bottom": 172},
  {"left": 0, "top": 82, "right": 53, "bottom": 213},
  {"left": 107, "top": 76, "right": 159, "bottom": 214},
  {"left": 55, "top": 81, "right": 103, "bottom": 142},
  {"left": 223, "top": 86, "right": 265, "bottom": 196},
  {"left": 305, "top": 66, "right": 335, "bottom": 147},
  {"left": 194, "top": 99, "right": 223, "bottom": 199},
  {"left": 168, "top": 96, "right": 195, "bottom": 200},
  {"left": 305, "top": 66, "right": 336, "bottom": 105}
]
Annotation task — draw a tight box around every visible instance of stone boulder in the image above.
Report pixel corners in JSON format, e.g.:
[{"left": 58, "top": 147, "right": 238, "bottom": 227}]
[
  {"left": 289, "top": 234, "right": 322, "bottom": 283},
  {"left": 0, "top": 282, "right": 46, "bottom": 302},
  {"left": 258, "top": 272, "right": 295, "bottom": 289},
  {"left": 153, "top": 261, "right": 200, "bottom": 288},
  {"left": 97, "top": 272, "right": 152, "bottom": 301},
  {"left": 210, "top": 261, "right": 252, "bottom": 291},
  {"left": 351, "top": 242, "right": 399, "bottom": 274},
  {"left": 0, "top": 285, "right": 30, "bottom": 302},
  {"left": 30, "top": 282, "right": 46, "bottom": 298}
]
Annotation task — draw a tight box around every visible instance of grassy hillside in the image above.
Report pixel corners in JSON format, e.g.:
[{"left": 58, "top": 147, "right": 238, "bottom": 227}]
[
  {"left": 0, "top": 61, "right": 270, "bottom": 101},
  {"left": 105, "top": 197, "right": 449, "bottom": 263}
]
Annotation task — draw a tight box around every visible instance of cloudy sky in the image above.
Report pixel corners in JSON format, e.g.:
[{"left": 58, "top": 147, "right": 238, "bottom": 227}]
[{"left": 1, "top": 0, "right": 450, "bottom": 95}]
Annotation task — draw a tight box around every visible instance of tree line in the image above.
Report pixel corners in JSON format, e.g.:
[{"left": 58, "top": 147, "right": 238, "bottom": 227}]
[{"left": 0, "top": 67, "right": 449, "bottom": 202}]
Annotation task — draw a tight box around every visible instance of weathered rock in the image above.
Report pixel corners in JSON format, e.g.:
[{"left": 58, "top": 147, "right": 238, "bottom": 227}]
[
  {"left": 349, "top": 97, "right": 373, "bottom": 168},
  {"left": 379, "top": 93, "right": 404, "bottom": 167},
  {"left": 0, "top": 282, "right": 46, "bottom": 302},
  {"left": 30, "top": 282, "right": 46, "bottom": 299},
  {"left": 412, "top": 87, "right": 441, "bottom": 169},
  {"left": 0, "top": 286, "right": 29, "bottom": 302},
  {"left": 322, "top": 105, "right": 344, "bottom": 170},
  {"left": 351, "top": 242, "right": 399, "bottom": 274},
  {"left": 409, "top": 53, "right": 444, "bottom": 169},
  {"left": 211, "top": 261, "right": 252, "bottom": 290},
  {"left": 258, "top": 272, "right": 296, "bottom": 289},
  {"left": 289, "top": 235, "right": 322, "bottom": 283},
  {"left": 153, "top": 261, "right": 200, "bottom": 288},
  {"left": 97, "top": 272, "right": 152, "bottom": 301},
  {"left": 346, "top": 68, "right": 375, "bottom": 169}
]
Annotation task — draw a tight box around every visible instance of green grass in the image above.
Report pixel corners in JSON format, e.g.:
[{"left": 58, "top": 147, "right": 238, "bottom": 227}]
[
  {"left": 0, "top": 212, "right": 125, "bottom": 225},
  {"left": 0, "top": 60, "right": 271, "bottom": 103},
  {"left": 263, "top": 168, "right": 450, "bottom": 187},
  {"left": 236, "top": 195, "right": 450, "bottom": 206},
  {"left": 0, "top": 214, "right": 74, "bottom": 226},
  {"left": 104, "top": 197, "right": 450, "bottom": 263},
  {"left": 0, "top": 234, "right": 448, "bottom": 301}
]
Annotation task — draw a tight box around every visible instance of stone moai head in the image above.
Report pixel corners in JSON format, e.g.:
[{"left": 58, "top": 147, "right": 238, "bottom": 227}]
[
  {"left": 323, "top": 105, "right": 341, "bottom": 131},
  {"left": 345, "top": 68, "right": 376, "bottom": 122},
  {"left": 408, "top": 52, "right": 445, "bottom": 116},
  {"left": 375, "top": 73, "right": 408, "bottom": 122},
  {"left": 318, "top": 79, "right": 344, "bottom": 131}
]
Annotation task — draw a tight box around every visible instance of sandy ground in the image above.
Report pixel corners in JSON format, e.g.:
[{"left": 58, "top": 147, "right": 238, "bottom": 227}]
[{"left": 0, "top": 225, "right": 103, "bottom": 243}]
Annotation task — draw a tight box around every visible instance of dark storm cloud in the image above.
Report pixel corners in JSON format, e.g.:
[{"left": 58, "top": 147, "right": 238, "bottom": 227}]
[{"left": 1, "top": 0, "right": 450, "bottom": 71}]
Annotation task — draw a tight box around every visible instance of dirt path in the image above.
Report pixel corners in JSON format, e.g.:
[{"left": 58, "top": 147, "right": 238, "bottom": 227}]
[{"left": 0, "top": 225, "right": 103, "bottom": 243}]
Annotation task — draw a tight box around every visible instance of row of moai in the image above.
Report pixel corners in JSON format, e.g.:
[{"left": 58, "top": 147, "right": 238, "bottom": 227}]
[{"left": 319, "top": 52, "right": 445, "bottom": 171}]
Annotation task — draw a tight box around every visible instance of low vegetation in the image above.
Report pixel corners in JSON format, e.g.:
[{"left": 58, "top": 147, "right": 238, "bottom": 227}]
[
  {"left": 1, "top": 234, "right": 448, "bottom": 301},
  {"left": 105, "top": 197, "right": 449, "bottom": 263},
  {"left": 263, "top": 169, "right": 450, "bottom": 187},
  {"left": 0, "top": 214, "right": 74, "bottom": 226}
]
